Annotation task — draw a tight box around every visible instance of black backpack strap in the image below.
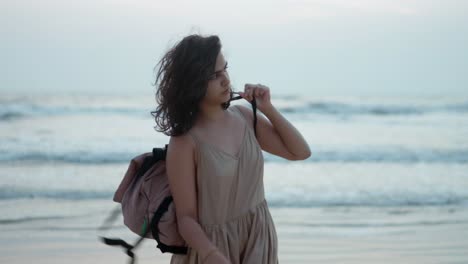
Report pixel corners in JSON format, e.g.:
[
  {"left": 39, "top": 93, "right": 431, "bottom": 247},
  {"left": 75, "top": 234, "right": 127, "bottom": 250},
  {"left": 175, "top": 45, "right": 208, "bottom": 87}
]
[
  {"left": 150, "top": 196, "right": 188, "bottom": 254},
  {"left": 152, "top": 145, "right": 167, "bottom": 161},
  {"left": 100, "top": 237, "right": 136, "bottom": 264},
  {"left": 98, "top": 206, "right": 146, "bottom": 264}
]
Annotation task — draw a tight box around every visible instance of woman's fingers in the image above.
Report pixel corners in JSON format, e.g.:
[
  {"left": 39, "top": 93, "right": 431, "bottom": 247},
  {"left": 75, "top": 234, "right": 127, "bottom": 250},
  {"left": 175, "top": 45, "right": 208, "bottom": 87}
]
[
  {"left": 244, "top": 84, "right": 259, "bottom": 101},
  {"left": 243, "top": 84, "right": 252, "bottom": 101},
  {"left": 243, "top": 83, "right": 268, "bottom": 101},
  {"left": 255, "top": 88, "right": 261, "bottom": 97}
]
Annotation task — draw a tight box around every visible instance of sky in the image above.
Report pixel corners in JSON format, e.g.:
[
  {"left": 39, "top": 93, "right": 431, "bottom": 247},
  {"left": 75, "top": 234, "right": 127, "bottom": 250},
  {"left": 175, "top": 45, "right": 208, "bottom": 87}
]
[{"left": 1, "top": 0, "right": 467, "bottom": 98}]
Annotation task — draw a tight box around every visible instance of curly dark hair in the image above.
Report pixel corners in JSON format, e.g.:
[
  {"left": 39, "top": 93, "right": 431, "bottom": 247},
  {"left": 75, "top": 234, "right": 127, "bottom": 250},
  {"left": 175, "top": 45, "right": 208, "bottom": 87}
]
[{"left": 151, "top": 34, "right": 223, "bottom": 137}]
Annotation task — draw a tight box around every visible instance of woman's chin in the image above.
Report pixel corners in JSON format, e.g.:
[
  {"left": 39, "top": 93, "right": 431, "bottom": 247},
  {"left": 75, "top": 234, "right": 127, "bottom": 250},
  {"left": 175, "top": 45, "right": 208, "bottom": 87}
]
[{"left": 221, "top": 90, "right": 230, "bottom": 100}]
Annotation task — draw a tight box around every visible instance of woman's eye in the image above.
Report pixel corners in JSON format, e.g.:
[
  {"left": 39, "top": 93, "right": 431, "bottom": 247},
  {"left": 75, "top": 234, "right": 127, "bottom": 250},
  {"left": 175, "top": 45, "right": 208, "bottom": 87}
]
[
  {"left": 219, "top": 66, "right": 228, "bottom": 77},
  {"left": 209, "top": 66, "right": 228, "bottom": 80}
]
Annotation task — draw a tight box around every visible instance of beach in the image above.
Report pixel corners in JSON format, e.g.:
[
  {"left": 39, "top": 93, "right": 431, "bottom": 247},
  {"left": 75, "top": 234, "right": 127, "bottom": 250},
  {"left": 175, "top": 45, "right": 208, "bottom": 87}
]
[
  {"left": 1, "top": 196, "right": 467, "bottom": 263},
  {"left": 3, "top": 0, "right": 468, "bottom": 261},
  {"left": 1, "top": 94, "right": 468, "bottom": 263}
]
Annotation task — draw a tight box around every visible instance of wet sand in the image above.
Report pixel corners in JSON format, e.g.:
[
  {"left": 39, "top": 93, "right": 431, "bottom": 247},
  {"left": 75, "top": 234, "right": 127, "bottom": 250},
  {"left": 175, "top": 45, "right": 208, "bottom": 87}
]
[{"left": 1, "top": 205, "right": 467, "bottom": 264}]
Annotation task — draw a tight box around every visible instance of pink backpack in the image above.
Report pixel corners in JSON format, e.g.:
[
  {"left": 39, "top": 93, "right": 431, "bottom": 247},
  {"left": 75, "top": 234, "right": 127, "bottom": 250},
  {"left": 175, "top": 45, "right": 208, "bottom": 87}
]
[
  {"left": 99, "top": 93, "right": 257, "bottom": 263},
  {"left": 100, "top": 146, "right": 188, "bottom": 262}
]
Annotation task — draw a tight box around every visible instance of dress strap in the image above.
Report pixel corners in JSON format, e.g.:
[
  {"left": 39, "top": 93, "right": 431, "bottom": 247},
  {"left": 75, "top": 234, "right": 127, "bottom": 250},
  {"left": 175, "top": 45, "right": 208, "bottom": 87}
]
[
  {"left": 186, "top": 130, "right": 199, "bottom": 167},
  {"left": 186, "top": 130, "right": 199, "bottom": 145}
]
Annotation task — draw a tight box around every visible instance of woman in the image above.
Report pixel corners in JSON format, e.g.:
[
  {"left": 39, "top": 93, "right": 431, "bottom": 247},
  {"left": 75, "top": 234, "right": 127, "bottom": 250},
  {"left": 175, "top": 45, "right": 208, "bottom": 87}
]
[{"left": 152, "top": 34, "right": 311, "bottom": 264}]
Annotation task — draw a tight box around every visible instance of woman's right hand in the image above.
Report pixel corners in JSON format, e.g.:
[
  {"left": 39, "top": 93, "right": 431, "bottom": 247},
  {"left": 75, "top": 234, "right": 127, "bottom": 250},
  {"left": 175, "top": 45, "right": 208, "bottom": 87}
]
[{"left": 203, "top": 250, "right": 231, "bottom": 264}]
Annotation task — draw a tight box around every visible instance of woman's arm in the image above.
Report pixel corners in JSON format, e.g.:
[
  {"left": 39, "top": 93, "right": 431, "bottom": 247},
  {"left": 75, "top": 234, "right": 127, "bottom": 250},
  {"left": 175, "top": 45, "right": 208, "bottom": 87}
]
[
  {"left": 237, "top": 84, "right": 311, "bottom": 160},
  {"left": 166, "top": 135, "right": 229, "bottom": 263}
]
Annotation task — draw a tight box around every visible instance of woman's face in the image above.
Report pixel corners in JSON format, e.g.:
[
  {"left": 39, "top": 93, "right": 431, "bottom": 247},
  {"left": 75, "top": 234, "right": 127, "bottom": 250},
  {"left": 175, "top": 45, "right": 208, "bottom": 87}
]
[{"left": 203, "top": 51, "right": 231, "bottom": 105}]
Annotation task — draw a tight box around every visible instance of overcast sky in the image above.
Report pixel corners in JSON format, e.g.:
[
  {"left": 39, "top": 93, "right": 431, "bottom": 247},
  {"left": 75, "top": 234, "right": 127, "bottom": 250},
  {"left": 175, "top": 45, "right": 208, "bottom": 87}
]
[{"left": 1, "top": 0, "right": 467, "bottom": 98}]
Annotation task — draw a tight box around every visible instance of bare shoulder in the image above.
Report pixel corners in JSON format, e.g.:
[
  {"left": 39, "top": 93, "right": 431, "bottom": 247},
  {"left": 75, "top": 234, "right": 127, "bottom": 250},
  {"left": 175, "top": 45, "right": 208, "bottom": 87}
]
[
  {"left": 167, "top": 131, "right": 197, "bottom": 166},
  {"left": 232, "top": 104, "right": 254, "bottom": 126},
  {"left": 168, "top": 132, "right": 196, "bottom": 154},
  {"left": 232, "top": 104, "right": 252, "bottom": 117}
]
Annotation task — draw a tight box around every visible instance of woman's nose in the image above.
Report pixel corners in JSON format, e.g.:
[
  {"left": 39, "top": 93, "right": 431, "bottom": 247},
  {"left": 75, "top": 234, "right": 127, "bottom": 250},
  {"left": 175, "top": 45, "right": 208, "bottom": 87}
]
[{"left": 221, "top": 71, "right": 230, "bottom": 85}]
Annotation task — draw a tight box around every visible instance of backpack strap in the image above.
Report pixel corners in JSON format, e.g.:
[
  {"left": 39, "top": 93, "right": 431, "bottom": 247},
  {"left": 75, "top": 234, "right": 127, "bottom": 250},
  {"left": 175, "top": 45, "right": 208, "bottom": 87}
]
[
  {"left": 152, "top": 145, "right": 168, "bottom": 161},
  {"left": 150, "top": 196, "right": 188, "bottom": 254}
]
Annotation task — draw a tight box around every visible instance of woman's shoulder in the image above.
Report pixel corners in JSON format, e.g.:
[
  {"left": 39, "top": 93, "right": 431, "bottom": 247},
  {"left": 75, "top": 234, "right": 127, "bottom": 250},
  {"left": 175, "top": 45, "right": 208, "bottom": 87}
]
[
  {"left": 168, "top": 130, "right": 197, "bottom": 152},
  {"left": 231, "top": 104, "right": 254, "bottom": 127},
  {"left": 232, "top": 104, "right": 252, "bottom": 116},
  {"left": 167, "top": 131, "right": 198, "bottom": 167}
]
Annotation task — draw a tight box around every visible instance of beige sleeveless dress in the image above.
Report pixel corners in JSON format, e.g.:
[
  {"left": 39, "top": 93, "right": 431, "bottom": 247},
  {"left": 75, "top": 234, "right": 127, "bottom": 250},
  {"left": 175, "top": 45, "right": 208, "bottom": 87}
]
[{"left": 170, "top": 106, "right": 279, "bottom": 264}]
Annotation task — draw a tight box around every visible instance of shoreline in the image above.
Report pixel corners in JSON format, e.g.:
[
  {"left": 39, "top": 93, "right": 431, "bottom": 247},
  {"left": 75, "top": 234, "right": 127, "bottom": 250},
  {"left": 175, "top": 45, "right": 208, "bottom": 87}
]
[{"left": 1, "top": 205, "right": 467, "bottom": 264}]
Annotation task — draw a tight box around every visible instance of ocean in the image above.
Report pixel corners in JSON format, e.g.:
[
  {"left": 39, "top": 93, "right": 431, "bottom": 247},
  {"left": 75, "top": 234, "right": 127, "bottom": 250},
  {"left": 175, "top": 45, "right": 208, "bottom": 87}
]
[{"left": 1, "top": 93, "right": 468, "bottom": 263}]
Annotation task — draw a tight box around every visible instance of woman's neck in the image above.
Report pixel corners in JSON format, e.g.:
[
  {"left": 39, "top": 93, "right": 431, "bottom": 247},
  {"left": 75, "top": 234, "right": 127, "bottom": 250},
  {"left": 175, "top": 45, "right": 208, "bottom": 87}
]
[{"left": 197, "top": 104, "right": 228, "bottom": 125}]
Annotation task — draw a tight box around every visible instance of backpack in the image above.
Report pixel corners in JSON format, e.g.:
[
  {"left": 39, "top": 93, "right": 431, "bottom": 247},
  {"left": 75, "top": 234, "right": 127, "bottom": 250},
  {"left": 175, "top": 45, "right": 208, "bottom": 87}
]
[{"left": 99, "top": 93, "right": 257, "bottom": 264}]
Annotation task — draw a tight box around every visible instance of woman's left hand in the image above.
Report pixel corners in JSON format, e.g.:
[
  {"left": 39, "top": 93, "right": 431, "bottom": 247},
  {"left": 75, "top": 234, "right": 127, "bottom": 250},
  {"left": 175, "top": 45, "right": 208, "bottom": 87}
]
[{"left": 238, "top": 83, "right": 273, "bottom": 113}]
